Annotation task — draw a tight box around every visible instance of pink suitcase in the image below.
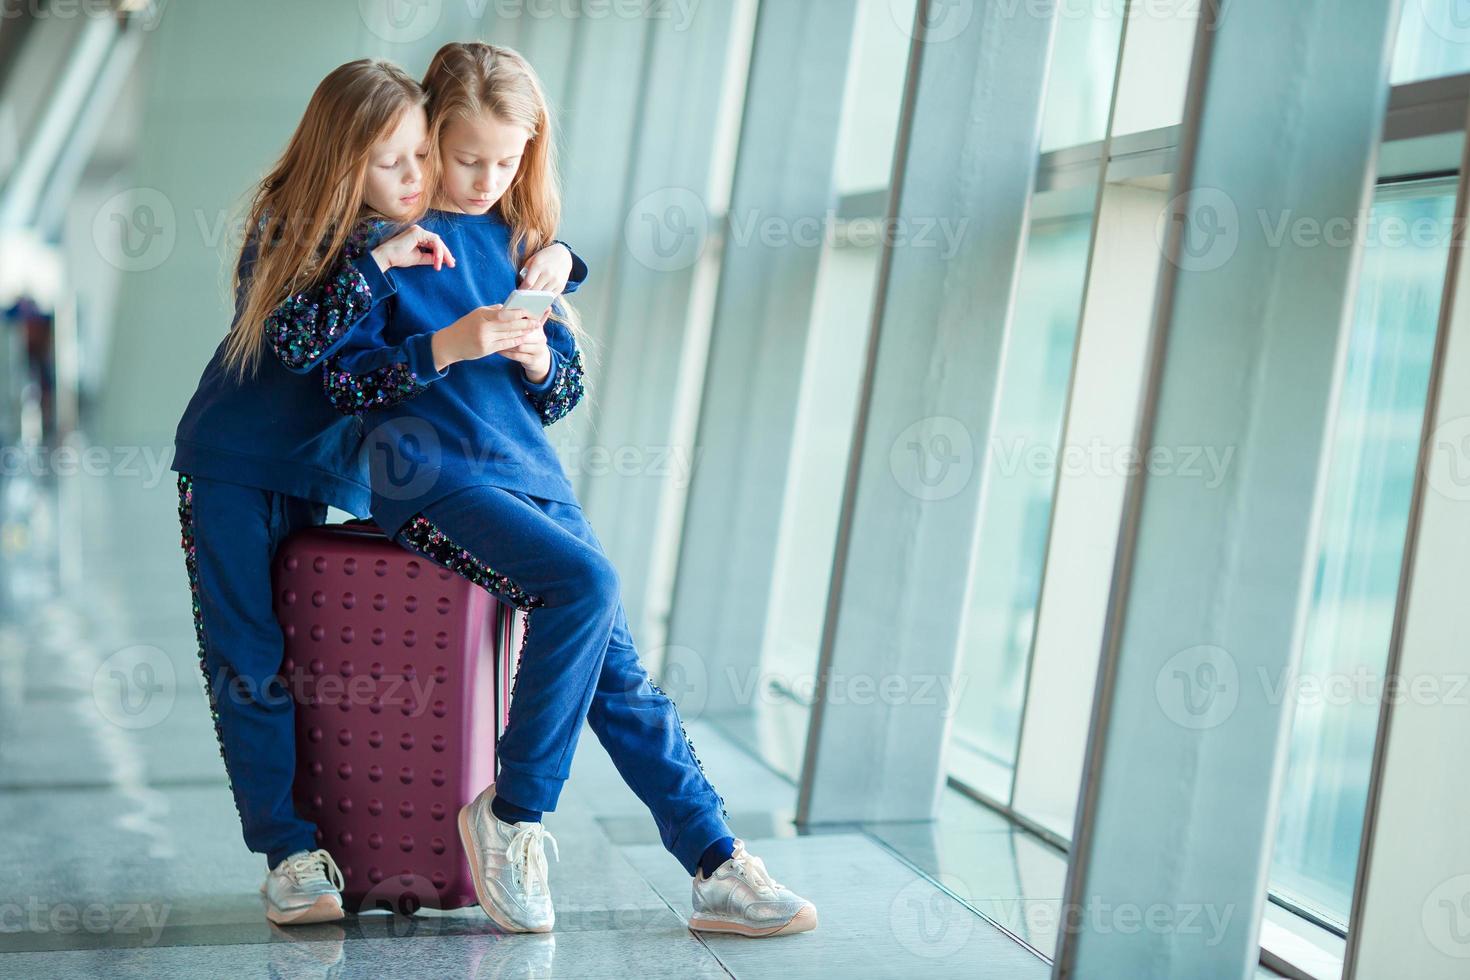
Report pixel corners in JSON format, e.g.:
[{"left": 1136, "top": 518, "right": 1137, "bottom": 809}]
[{"left": 273, "top": 520, "right": 524, "bottom": 913}]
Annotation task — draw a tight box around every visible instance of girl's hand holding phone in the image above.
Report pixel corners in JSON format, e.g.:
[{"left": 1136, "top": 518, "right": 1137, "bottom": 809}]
[
  {"left": 370, "top": 225, "right": 456, "bottom": 273},
  {"left": 431, "top": 304, "right": 543, "bottom": 373}
]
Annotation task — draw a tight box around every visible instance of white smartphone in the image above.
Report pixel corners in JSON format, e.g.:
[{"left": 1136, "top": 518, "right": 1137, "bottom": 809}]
[{"left": 501, "top": 288, "right": 558, "bottom": 320}]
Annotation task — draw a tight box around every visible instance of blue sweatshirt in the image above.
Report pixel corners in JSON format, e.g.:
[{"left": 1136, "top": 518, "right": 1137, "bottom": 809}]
[
  {"left": 171, "top": 216, "right": 586, "bottom": 518},
  {"left": 319, "top": 207, "right": 589, "bottom": 538}
]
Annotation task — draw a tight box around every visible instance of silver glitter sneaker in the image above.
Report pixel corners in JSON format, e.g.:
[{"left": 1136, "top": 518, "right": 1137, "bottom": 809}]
[
  {"left": 260, "top": 848, "right": 345, "bottom": 925},
  {"left": 688, "top": 837, "right": 818, "bottom": 937},
  {"left": 459, "top": 783, "right": 560, "bottom": 932}
]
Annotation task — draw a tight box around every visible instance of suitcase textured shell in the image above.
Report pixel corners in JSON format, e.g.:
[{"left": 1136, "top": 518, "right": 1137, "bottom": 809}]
[{"left": 274, "top": 522, "right": 520, "bottom": 913}]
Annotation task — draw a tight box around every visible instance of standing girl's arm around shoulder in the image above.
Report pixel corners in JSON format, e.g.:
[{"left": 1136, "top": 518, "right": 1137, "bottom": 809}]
[{"left": 264, "top": 220, "right": 454, "bottom": 373}]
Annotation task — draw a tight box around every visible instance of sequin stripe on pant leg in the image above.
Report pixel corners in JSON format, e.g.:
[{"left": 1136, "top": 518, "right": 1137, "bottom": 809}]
[
  {"left": 509, "top": 608, "right": 533, "bottom": 706},
  {"left": 397, "top": 514, "right": 547, "bottom": 613},
  {"left": 175, "top": 474, "right": 246, "bottom": 828},
  {"left": 646, "top": 678, "right": 730, "bottom": 823}
]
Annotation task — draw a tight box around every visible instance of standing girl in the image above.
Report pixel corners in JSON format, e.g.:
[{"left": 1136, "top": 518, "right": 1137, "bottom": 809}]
[
  {"left": 321, "top": 42, "right": 817, "bottom": 938},
  {"left": 170, "top": 57, "right": 587, "bottom": 926}
]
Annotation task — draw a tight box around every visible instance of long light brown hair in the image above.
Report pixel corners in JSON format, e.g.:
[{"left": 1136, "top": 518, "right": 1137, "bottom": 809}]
[
  {"left": 420, "top": 42, "right": 594, "bottom": 386},
  {"left": 222, "top": 59, "right": 431, "bottom": 381}
]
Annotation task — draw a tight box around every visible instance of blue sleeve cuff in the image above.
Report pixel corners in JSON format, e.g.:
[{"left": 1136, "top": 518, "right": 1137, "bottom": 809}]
[
  {"left": 522, "top": 348, "right": 562, "bottom": 393},
  {"left": 404, "top": 331, "right": 447, "bottom": 383},
  {"left": 554, "top": 239, "right": 589, "bottom": 295}
]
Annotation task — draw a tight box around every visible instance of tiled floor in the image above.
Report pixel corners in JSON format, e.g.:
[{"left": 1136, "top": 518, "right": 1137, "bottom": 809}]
[{"left": 0, "top": 467, "right": 1056, "bottom": 978}]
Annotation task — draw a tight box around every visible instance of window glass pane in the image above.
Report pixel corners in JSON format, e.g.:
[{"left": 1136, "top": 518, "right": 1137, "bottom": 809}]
[
  {"left": 947, "top": 210, "right": 1093, "bottom": 797},
  {"left": 836, "top": 0, "right": 917, "bottom": 193},
  {"left": 1108, "top": 0, "right": 1199, "bottom": 137},
  {"left": 735, "top": 0, "right": 915, "bottom": 778},
  {"left": 1040, "top": 6, "right": 1125, "bottom": 151},
  {"left": 1268, "top": 179, "right": 1456, "bottom": 927},
  {"left": 1391, "top": 1, "right": 1470, "bottom": 83}
]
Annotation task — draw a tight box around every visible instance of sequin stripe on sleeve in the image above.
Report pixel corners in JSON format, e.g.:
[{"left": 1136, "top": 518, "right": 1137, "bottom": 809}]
[
  {"left": 175, "top": 474, "right": 248, "bottom": 830},
  {"left": 524, "top": 348, "right": 586, "bottom": 427},
  {"left": 263, "top": 220, "right": 394, "bottom": 371},
  {"left": 321, "top": 359, "right": 429, "bottom": 415}
]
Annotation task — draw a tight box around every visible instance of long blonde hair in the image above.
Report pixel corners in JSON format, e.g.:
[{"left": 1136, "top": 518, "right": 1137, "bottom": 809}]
[
  {"left": 420, "top": 42, "right": 594, "bottom": 386},
  {"left": 223, "top": 59, "right": 431, "bottom": 381}
]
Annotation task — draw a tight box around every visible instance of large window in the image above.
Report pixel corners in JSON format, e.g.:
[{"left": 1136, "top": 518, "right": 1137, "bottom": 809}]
[
  {"left": 1392, "top": 1, "right": 1470, "bottom": 83},
  {"left": 1268, "top": 179, "right": 1456, "bottom": 927},
  {"left": 947, "top": 210, "right": 1094, "bottom": 798}
]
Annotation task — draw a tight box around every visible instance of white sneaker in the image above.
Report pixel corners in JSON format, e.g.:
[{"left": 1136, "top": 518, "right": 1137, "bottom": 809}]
[
  {"left": 260, "top": 848, "right": 345, "bottom": 925},
  {"left": 458, "top": 783, "right": 560, "bottom": 932},
  {"left": 688, "top": 838, "right": 817, "bottom": 937}
]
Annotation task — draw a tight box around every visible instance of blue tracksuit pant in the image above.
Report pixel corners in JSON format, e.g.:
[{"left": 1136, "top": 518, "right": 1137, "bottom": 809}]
[
  {"left": 393, "top": 484, "right": 734, "bottom": 877},
  {"left": 176, "top": 473, "right": 326, "bottom": 867}
]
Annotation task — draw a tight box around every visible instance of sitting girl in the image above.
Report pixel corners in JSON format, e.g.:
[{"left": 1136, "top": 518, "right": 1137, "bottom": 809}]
[
  {"left": 170, "top": 57, "right": 586, "bottom": 926},
  {"left": 319, "top": 42, "right": 817, "bottom": 938}
]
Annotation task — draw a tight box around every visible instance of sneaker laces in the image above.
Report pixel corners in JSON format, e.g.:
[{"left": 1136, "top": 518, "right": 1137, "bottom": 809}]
[
  {"left": 505, "top": 823, "right": 559, "bottom": 895},
  {"left": 284, "top": 849, "right": 344, "bottom": 891},
  {"left": 726, "top": 840, "right": 784, "bottom": 897}
]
